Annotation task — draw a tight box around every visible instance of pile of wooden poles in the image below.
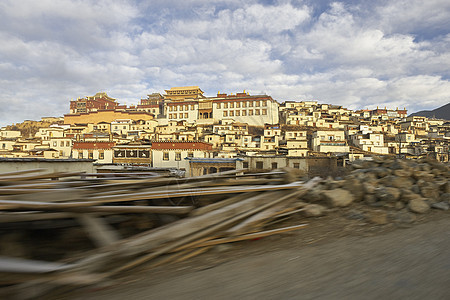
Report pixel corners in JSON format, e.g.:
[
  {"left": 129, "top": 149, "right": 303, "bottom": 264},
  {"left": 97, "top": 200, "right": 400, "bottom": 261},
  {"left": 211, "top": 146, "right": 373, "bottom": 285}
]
[{"left": 0, "top": 168, "right": 320, "bottom": 298}]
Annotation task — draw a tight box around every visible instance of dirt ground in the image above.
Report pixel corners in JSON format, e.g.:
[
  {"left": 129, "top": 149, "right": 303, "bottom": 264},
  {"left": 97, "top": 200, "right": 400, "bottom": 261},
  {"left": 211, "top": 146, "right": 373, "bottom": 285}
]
[{"left": 68, "top": 207, "right": 450, "bottom": 300}]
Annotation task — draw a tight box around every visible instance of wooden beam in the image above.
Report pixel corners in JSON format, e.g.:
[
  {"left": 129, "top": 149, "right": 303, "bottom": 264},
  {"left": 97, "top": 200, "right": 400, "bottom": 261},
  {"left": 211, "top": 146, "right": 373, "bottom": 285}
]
[{"left": 77, "top": 214, "right": 120, "bottom": 248}]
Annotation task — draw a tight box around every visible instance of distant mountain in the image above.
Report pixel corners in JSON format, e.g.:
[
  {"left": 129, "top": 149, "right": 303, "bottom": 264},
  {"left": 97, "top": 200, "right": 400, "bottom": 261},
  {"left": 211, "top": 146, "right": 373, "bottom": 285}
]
[{"left": 409, "top": 103, "right": 450, "bottom": 120}]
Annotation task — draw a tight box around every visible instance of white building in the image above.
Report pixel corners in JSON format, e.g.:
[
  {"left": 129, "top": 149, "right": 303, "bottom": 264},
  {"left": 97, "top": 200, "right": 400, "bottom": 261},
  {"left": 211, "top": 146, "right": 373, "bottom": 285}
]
[{"left": 151, "top": 140, "right": 213, "bottom": 171}]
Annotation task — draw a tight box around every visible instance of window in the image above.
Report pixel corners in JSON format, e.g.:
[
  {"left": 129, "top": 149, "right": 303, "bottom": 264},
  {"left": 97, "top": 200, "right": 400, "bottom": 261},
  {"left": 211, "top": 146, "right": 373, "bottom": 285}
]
[
  {"left": 242, "top": 102, "right": 247, "bottom": 108},
  {"left": 169, "top": 106, "right": 173, "bottom": 111},
  {"left": 1, "top": 143, "right": 5, "bottom": 149},
  {"left": 236, "top": 102, "right": 240, "bottom": 108},
  {"left": 271, "top": 162, "right": 278, "bottom": 169},
  {"left": 262, "top": 100, "right": 267, "bottom": 107},
  {"left": 60, "top": 141, "right": 64, "bottom": 147},
  {"left": 66, "top": 141, "right": 70, "bottom": 147},
  {"left": 79, "top": 152, "right": 83, "bottom": 159},
  {"left": 174, "top": 106, "right": 177, "bottom": 111},
  {"left": 256, "top": 161, "right": 264, "bottom": 169},
  {"left": 191, "top": 105, "right": 195, "bottom": 110},
  {"left": 243, "top": 162, "right": 249, "bottom": 168},
  {"left": 184, "top": 113, "right": 188, "bottom": 118},
  {"left": 224, "top": 103, "right": 228, "bottom": 108},
  {"left": 236, "top": 110, "right": 240, "bottom": 116},
  {"left": 255, "top": 109, "right": 260, "bottom": 115},
  {"left": 262, "top": 109, "right": 267, "bottom": 115},
  {"left": 249, "top": 110, "right": 253, "bottom": 116},
  {"left": 249, "top": 101, "right": 253, "bottom": 107},
  {"left": 223, "top": 111, "right": 228, "bottom": 117},
  {"left": 217, "top": 103, "right": 221, "bottom": 109},
  {"left": 175, "top": 152, "right": 181, "bottom": 161},
  {"left": 230, "top": 111, "right": 234, "bottom": 117},
  {"left": 163, "top": 152, "right": 169, "bottom": 160},
  {"left": 187, "top": 152, "right": 194, "bottom": 158},
  {"left": 99, "top": 152, "right": 104, "bottom": 159},
  {"left": 185, "top": 105, "right": 188, "bottom": 111},
  {"left": 255, "top": 101, "right": 260, "bottom": 107},
  {"left": 294, "top": 163, "right": 300, "bottom": 169},
  {"left": 53, "top": 141, "right": 57, "bottom": 147},
  {"left": 230, "top": 102, "right": 234, "bottom": 108},
  {"left": 242, "top": 110, "right": 247, "bottom": 116},
  {"left": 169, "top": 114, "right": 172, "bottom": 119},
  {"left": 89, "top": 152, "right": 93, "bottom": 159}
]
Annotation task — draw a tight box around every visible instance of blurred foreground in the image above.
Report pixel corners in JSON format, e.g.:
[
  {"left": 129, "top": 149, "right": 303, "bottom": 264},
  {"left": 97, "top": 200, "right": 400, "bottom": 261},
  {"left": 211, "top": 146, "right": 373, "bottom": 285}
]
[{"left": 0, "top": 157, "right": 449, "bottom": 299}]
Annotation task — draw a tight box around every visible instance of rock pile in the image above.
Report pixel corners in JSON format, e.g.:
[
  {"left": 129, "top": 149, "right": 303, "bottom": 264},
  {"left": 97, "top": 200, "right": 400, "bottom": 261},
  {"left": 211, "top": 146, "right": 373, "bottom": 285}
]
[{"left": 300, "top": 157, "right": 449, "bottom": 222}]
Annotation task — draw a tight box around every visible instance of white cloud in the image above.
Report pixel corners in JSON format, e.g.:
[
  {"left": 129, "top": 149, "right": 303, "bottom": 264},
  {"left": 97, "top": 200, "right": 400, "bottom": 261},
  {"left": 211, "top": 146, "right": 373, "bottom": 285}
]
[{"left": 0, "top": 0, "right": 449, "bottom": 126}]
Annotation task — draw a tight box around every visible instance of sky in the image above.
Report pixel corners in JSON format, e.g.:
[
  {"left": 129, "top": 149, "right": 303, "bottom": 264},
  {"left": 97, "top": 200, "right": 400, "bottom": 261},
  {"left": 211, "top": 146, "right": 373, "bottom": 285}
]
[{"left": 0, "top": 0, "right": 449, "bottom": 127}]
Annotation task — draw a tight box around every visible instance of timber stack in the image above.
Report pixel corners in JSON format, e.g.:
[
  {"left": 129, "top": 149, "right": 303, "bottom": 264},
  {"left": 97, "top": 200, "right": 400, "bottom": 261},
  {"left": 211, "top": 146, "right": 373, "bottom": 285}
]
[
  {"left": 1, "top": 157, "right": 449, "bottom": 298},
  {"left": 0, "top": 168, "right": 318, "bottom": 298}
]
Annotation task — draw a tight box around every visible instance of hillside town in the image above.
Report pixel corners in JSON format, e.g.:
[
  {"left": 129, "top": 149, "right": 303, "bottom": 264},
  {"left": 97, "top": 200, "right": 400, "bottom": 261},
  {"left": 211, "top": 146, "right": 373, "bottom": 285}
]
[{"left": 1, "top": 86, "right": 449, "bottom": 176}]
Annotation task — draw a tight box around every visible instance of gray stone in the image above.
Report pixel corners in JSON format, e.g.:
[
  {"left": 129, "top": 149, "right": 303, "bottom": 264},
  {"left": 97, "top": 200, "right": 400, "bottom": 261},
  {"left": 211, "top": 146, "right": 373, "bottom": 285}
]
[
  {"left": 408, "top": 198, "right": 430, "bottom": 214},
  {"left": 346, "top": 209, "right": 366, "bottom": 220},
  {"left": 440, "top": 193, "right": 450, "bottom": 203},
  {"left": 431, "top": 202, "right": 449, "bottom": 211},
  {"left": 391, "top": 210, "right": 416, "bottom": 225},
  {"left": 322, "top": 189, "right": 354, "bottom": 207},
  {"left": 411, "top": 185, "right": 421, "bottom": 194},
  {"left": 303, "top": 204, "right": 327, "bottom": 217}
]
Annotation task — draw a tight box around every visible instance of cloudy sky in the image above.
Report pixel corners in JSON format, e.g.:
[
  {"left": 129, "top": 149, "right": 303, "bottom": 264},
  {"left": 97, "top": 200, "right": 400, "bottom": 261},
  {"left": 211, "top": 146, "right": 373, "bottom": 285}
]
[{"left": 1, "top": 0, "right": 449, "bottom": 126}]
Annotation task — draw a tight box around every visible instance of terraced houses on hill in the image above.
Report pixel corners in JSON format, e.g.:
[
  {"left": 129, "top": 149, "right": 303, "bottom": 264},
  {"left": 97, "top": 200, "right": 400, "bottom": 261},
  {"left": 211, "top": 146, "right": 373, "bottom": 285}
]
[{"left": 1, "top": 86, "right": 449, "bottom": 176}]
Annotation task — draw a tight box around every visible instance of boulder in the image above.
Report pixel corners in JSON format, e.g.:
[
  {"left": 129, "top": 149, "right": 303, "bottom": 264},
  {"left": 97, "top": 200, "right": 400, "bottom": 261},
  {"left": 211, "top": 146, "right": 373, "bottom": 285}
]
[
  {"left": 389, "top": 176, "right": 414, "bottom": 189},
  {"left": 322, "top": 189, "right": 354, "bottom": 207},
  {"left": 342, "top": 178, "right": 364, "bottom": 201},
  {"left": 395, "top": 201, "right": 405, "bottom": 210},
  {"left": 408, "top": 198, "right": 430, "bottom": 214},
  {"left": 400, "top": 190, "right": 422, "bottom": 203},
  {"left": 393, "top": 169, "right": 412, "bottom": 177},
  {"left": 303, "top": 204, "right": 327, "bottom": 217},
  {"left": 368, "top": 210, "right": 388, "bottom": 225},
  {"left": 303, "top": 187, "right": 323, "bottom": 203},
  {"left": 373, "top": 167, "right": 391, "bottom": 178},
  {"left": 375, "top": 187, "right": 400, "bottom": 202},
  {"left": 412, "top": 171, "right": 434, "bottom": 181},
  {"left": 420, "top": 185, "right": 440, "bottom": 201},
  {"left": 362, "top": 182, "right": 377, "bottom": 194}
]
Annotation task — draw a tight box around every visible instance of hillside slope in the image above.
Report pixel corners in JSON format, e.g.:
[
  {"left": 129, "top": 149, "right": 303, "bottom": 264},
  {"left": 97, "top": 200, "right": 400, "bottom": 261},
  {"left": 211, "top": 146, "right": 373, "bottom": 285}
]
[{"left": 409, "top": 102, "right": 450, "bottom": 120}]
